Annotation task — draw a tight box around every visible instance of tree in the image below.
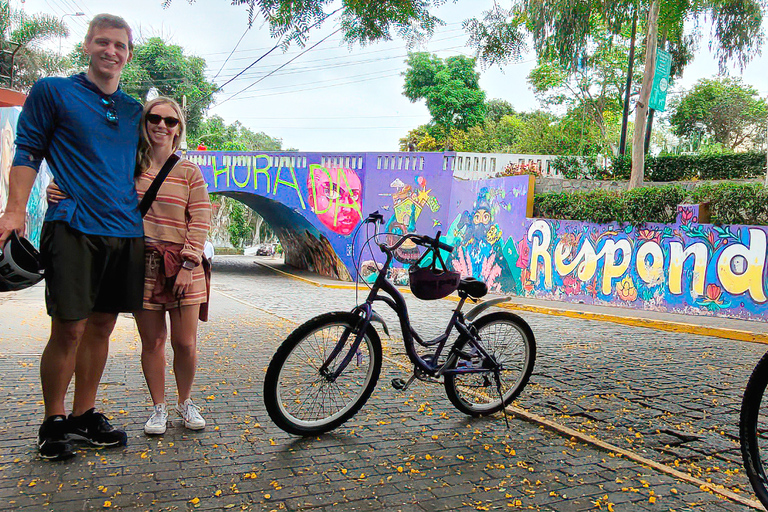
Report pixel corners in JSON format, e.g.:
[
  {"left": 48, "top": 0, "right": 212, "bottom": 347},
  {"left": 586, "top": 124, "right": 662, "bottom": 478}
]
[
  {"left": 399, "top": 109, "right": 606, "bottom": 155},
  {"left": 120, "top": 37, "right": 217, "bottom": 135},
  {"left": 670, "top": 77, "right": 768, "bottom": 151},
  {"left": 0, "top": 2, "right": 68, "bottom": 91},
  {"left": 526, "top": 17, "right": 647, "bottom": 156},
  {"left": 484, "top": 98, "right": 515, "bottom": 122},
  {"left": 191, "top": 115, "right": 284, "bottom": 151},
  {"left": 463, "top": 0, "right": 764, "bottom": 187},
  {"left": 165, "top": 0, "right": 446, "bottom": 47},
  {"left": 402, "top": 52, "right": 486, "bottom": 143}
]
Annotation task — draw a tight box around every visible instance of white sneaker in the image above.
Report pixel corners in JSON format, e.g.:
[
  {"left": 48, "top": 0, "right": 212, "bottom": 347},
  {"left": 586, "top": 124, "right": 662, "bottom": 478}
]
[
  {"left": 175, "top": 399, "right": 206, "bottom": 430},
  {"left": 144, "top": 403, "right": 168, "bottom": 435}
]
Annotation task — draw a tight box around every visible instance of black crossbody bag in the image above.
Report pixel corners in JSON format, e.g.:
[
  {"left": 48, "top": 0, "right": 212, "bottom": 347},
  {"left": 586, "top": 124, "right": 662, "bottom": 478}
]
[{"left": 138, "top": 153, "right": 180, "bottom": 217}]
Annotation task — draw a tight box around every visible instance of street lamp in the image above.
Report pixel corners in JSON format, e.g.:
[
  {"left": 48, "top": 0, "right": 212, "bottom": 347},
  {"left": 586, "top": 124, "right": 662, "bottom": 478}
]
[{"left": 59, "top": 12, "right": 85, "bottom": 55}]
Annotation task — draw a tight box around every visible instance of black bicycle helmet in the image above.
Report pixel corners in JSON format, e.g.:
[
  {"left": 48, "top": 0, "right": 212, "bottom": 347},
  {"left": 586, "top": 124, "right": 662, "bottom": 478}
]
[
  {"left": 0, "top": 231, "right": 44, "bottom": 292},
  {"left": 408, "top": 241, "right": 460, "bottom": 300}
]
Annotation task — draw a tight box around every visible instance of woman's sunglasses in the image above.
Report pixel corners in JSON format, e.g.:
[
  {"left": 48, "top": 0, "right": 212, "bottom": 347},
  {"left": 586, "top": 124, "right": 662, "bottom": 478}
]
[{"left": 146, "top": 113, "right": 180, "bottom": 128}]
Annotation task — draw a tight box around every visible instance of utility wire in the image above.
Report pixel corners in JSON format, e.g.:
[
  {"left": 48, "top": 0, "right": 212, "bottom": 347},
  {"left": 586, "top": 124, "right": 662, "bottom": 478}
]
[
  {"left": 212, "top": 25, "right": 250, "bottom": 81},
  {"left": 213, "top": 27, "right": 343, "bottom": 109},
  {"left": 188, "top": 7, "right": 343, "bottom": 110}
]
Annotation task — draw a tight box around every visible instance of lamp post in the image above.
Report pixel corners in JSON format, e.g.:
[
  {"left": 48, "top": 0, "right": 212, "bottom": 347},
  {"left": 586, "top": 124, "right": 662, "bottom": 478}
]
[{"left": 59, "top": 12, "right": 85, "bottom": 55}]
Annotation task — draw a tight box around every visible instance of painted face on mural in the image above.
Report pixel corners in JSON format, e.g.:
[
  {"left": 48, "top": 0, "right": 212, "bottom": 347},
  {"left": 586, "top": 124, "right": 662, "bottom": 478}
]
[
  {"left": 473, "top": 208, "right": 491, "bottom": 226},
  {"left": 307, "top": 165, "right": 362, "bottom": 236}
]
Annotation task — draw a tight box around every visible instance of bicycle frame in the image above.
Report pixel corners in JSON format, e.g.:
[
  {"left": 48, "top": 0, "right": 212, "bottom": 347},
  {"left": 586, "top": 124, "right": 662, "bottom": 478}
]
[{"left": 319, "top": 231, "right": 498, "bottom": 382}]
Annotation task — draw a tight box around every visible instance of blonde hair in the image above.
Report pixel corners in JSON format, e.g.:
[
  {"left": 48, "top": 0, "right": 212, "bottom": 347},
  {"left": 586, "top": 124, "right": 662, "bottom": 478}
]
[
  {"left": 136, "top": 97, "right": 186, "bottom": 175},
  {"left": 86, "top": 14, "right": 133, "bottom": 50}
]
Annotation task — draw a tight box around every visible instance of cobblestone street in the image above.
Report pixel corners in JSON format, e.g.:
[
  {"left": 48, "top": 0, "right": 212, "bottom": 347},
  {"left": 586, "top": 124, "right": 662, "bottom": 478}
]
[{"left": 0, "top": 255, "right": 765, "bottom": 511}]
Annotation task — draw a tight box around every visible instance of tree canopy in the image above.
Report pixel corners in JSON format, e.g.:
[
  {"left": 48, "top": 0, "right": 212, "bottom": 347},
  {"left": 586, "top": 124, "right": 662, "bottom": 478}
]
[
  {"left": 402, "top": 52, "right": 486, "bottom": 141},
  {"left": 165, "top": 0, "right": 447, "bottom": 47},
  {"left": 0, "top": 2, "right": 68, "bottom": 91},
  {"left": 120, "top": 37, "right": 218, "bottom": 135},
  {"left": 669, "top": 77, "right": 768, "bottom": 151},
  {"left": 192, "top": 114, "right": 285, "bottom": 151}
]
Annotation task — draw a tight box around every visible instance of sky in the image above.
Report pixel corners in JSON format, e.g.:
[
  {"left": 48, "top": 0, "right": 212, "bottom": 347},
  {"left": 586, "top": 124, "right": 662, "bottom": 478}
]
[{"left": 12, "top": 0, "right": 768, "bottom": 152}]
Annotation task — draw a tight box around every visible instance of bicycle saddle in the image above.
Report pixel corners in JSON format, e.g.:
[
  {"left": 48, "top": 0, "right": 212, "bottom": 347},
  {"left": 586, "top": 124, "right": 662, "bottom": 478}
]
[{"left": 458, "top": 277, "right": 488, "bottom": 298}]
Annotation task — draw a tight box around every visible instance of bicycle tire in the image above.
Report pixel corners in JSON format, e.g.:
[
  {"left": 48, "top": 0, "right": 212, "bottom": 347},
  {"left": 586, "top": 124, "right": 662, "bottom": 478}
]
[
  {"left": 263, "top": 311, "right": 382, "bottom": 436},
  {"left": 444, "top": 311, "right": 536, "bottom": 416},
  {"left": 740, "top": 349, "right": 768, "bottom": 507}
]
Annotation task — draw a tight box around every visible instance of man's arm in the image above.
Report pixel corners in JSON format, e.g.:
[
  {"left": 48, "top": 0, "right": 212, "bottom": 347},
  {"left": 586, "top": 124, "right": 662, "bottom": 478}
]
[{"left": 0, "top": 165, "right": 37, "bottom": 246}]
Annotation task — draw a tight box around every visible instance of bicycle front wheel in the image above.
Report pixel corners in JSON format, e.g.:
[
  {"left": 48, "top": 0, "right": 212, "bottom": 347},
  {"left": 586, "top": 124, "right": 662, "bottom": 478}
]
[
  {"left": 740, "top": 350, "right": 768, "bottom": 507},
  {"left": 444, "top": 311, "right": 536, "bottom": 416},
  {"left": 263, "top": 312, "right": 382, "bottom": 436}
]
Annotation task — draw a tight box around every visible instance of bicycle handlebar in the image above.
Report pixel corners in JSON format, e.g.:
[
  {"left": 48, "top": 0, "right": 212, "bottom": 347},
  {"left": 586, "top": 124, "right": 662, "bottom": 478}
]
[{"left": 364, "top": 211, "right": 454, "bottom": 254}]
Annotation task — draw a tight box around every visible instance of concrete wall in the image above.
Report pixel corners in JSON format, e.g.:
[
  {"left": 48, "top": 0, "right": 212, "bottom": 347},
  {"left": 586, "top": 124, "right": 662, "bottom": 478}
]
[{"left": 190, "top": 150, "right": 768, "bottom": 323}]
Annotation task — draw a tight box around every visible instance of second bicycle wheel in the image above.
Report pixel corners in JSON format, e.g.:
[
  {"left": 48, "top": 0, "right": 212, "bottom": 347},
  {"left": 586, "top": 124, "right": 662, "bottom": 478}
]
[
  {"left": 740, "top": 350, "right": 768, "bottom": 507},
  {"left": 264, "top": 311, "right": 382, "bottom": 436},
  {"left": 444, "top": 311, "right": 536, "bottom": 416}
]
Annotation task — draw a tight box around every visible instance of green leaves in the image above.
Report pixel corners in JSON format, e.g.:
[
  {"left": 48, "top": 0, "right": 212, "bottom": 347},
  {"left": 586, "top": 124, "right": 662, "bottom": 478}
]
[
  {"left": 669, "top": 77, "right": 768, "bottom": 151},
  {"left": 611, "top": 152, "right": 766, "bottom": 182},
  {"left": 121, "top": 37, "right": 218, "bottom": 135},
  {"left": 534, "top": 185, "right": 686, "bottom": 226},
  {"left": 402, "top": 52, "right": 486, "bottom": 137},
  {"left": 0, "top": 3, "right": 69, "bottom": 91},
  {"left": 691, "top": 182, "right": 768, "bottom": 226}
]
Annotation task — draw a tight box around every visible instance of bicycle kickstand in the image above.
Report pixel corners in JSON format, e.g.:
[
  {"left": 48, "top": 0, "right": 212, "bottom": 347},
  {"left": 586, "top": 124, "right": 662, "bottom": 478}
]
[
  {"left": 493, "top": 370, "right": 510, "bottom": 429},
  {"left": 391, "top": 374, "right": 417, "bottom": 391}
]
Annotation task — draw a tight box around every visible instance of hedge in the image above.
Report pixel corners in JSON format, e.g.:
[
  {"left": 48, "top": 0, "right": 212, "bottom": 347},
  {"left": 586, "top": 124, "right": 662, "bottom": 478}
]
[
  {"left": 534, "top": 183, "right": 767, "bottom": 226},
  {"left": 610, "top": 152, "right": 766, "bottom": 181}
]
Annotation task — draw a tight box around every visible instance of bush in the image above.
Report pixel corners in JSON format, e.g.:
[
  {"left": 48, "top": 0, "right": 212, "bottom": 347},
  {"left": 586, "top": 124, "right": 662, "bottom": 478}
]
[
  {"left": 534, "top": 190, "right": 621, "bottom": 225},
  {"left": 622, "top": 185, "right": 686, "bottom": 225},
  {"left": 610, "top": 152, "right": 766, "bottom": 182},
  {"left": 535, "top": 184, "right": 718, "bottom": 226},
  {"left": 550, "top": 155, "right": 611, "bottom": 179},
  {"left": 691, "top": 182, "right": 768, "bottom": 225}
]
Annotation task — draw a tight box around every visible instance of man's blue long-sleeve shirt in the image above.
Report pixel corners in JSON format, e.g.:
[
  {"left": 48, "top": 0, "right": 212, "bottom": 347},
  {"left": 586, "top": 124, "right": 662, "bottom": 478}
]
[{"left": 13, "top": 73, "right": 144, "bottom": 238}]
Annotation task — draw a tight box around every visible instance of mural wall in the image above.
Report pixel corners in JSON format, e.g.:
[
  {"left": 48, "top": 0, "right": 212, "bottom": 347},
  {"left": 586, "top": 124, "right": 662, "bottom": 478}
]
[
  {"left": 189, "top": 150, "right": 768, "bottom": 322},
  {"left": 0, "top": 107, "right": 49, "bottom": 247}
]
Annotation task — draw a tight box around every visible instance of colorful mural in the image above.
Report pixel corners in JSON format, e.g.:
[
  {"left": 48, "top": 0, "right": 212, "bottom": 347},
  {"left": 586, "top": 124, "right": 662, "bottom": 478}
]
[
  {"left": 307, "top": 164, "right": 362, "bottom": 235},
  {"left": 0, "top": 107, "right": 49, "bottom": 248},
  {"left": 189, "top": 150, "right": 768, "bottom": 322}
]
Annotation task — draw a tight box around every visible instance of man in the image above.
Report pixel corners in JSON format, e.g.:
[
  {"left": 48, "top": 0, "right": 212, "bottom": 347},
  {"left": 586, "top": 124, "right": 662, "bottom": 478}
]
[{"left": 0, "top": 14, "right": 144, "bottom": 461}]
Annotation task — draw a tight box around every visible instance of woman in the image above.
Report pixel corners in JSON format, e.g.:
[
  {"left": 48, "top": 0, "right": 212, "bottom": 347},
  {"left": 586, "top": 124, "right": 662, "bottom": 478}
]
[
  {"left": 48, "top": 97, "right": 212, "bottom": 435},
  {"left": 135, "top": 97, "right": 211, "bottom": 435}
]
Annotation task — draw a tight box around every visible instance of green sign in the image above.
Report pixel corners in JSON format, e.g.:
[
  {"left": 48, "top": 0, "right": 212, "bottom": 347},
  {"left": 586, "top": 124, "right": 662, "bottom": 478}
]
[{"left": 649, "top": 48, "right": 672, "bottom": 111}]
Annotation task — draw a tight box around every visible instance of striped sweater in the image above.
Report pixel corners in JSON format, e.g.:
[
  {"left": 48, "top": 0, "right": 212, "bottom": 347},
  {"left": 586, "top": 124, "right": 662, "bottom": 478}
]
[{"left": 135, "top": 158, "right": 212, "bottom": 264}]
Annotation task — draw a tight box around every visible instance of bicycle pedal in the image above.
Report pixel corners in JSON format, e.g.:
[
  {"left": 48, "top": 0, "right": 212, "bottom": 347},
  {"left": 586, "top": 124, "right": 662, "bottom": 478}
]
[{"left": 391, "top": 378, "right": 407, "bottom": 390}]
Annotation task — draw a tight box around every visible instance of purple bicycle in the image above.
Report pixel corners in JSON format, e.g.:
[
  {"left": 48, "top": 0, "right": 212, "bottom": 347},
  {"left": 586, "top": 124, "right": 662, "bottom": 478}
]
[{"left": 263, "top": 212, "right": 536, "bottom": 436}]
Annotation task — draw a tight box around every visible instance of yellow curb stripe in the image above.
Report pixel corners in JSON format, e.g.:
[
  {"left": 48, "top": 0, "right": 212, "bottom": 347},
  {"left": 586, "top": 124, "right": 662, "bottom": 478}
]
[
  {"left": 493, "top": 302, "right": 768, "bottom": 345},
  {"left": 258, "top": 262, "right": 768, "bottom": 345}
]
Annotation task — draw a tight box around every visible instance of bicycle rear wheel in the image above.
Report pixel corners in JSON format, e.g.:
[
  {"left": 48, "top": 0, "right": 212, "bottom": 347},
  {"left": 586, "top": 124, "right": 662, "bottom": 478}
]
[
  {"left": 263, "top": 312, "right": 382, "bottom": 436},
  {"left": 740, "top": 350, "right": 768, "bottom": 507},
  {"left": 444, "top": 311, "right": 535, "bottom": 416}
]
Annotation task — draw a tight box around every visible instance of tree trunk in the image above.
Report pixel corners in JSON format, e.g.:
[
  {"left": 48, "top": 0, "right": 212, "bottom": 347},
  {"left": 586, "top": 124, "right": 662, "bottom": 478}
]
[{"left": 629, "top": 0, "right": 660, "bottom": 190}]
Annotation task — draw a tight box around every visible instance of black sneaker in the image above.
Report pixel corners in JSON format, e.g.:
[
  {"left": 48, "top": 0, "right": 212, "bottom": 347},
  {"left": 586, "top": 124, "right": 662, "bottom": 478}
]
[
  {"left": 38, "top": 415, "right": 76, "bottom": 461},
  {"left": 68, "top": 409, "right": 127, "bottom": 448}
]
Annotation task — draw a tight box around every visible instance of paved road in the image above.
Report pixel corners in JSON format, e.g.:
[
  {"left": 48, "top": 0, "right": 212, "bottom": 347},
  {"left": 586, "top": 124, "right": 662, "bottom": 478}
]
[{"left": 0, "top": 255, "right": 765, "bottom": 511}]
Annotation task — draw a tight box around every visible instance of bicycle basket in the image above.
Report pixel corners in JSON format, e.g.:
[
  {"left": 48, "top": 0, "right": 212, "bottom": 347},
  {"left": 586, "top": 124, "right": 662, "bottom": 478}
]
[{"left": 408, "top": 243, "right": 460, "bottom": 300}]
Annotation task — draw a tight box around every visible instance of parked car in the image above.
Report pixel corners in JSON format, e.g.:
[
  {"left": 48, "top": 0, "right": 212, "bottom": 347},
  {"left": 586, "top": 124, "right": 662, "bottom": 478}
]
[{"left": 255, "top": 243, "right": 275, "bottom": 256}]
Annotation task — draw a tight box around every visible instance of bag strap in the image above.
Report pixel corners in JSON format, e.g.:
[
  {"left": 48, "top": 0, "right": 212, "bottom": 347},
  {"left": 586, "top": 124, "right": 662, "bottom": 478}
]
[{"left": 139, "top": 153, "right": 180, "bottom": 217}]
